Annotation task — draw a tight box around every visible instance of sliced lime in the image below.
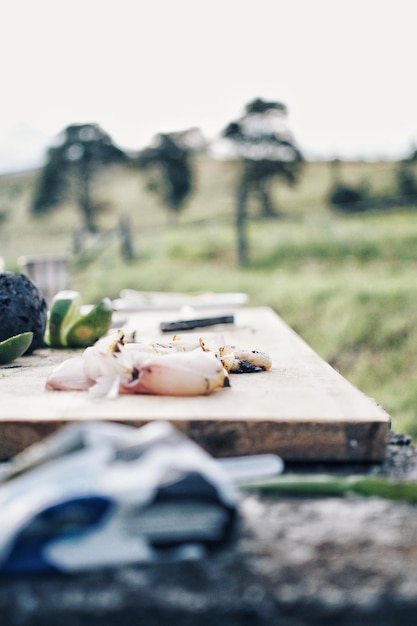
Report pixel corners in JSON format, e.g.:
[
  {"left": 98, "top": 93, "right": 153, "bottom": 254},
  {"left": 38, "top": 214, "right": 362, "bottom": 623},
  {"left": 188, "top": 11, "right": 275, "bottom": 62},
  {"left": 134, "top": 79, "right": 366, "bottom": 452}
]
[
  {"left": 46, "top": 290, "right": 82, "bottom": 348},
  {"left": 0, "top": 332, "right": 34, "bottom": 365},
  {"left": 65, "top": 297, "right": 113, "bottom": 348}
]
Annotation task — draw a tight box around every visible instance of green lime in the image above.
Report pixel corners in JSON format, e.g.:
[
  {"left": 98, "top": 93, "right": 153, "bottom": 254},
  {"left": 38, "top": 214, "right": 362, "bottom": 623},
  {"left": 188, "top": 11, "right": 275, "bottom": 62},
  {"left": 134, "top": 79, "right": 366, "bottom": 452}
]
[
  {"left": 0, "top": 332, "right": 34, "bottom": 365},
  {"left": 65, "top": 297, "right": 113, "bottom": 348},
  {"left": 46, "top": 290, "right": 82, "bottom": 348}
]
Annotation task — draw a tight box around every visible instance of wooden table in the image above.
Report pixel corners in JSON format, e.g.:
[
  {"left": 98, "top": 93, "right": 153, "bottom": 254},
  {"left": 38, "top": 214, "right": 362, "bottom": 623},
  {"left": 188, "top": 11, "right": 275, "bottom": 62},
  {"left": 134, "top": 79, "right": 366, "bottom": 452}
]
[
  {"left": 0, "top": 307, "right": 390, "bottom": 461},
  {"left": 1, "top": 308, "right": 416, "bottom": 626}
]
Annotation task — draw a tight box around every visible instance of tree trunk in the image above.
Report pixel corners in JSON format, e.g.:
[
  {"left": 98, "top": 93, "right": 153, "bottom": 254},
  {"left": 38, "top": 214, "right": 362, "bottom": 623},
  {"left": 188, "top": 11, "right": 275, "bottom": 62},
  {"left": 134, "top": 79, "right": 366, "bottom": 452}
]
[
  {"left": 257, "top": 179, "right": 277, "bottom": 217},
  {"left": 119, "top": 216, "right": 135, "bottom": 262},
  {"left": 236, "top": 183, "right": 249, "bottom": 266},
  {"left": 78, "top": 160, "right": 97, "bottom": 233}
]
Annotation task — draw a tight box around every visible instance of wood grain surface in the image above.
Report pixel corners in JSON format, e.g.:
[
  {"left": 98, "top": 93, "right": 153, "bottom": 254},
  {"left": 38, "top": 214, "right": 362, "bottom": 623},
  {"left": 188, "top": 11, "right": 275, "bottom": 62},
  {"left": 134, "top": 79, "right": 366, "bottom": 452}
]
[{"left": 0, "top": 307, "right": 390, "bottom": 461}]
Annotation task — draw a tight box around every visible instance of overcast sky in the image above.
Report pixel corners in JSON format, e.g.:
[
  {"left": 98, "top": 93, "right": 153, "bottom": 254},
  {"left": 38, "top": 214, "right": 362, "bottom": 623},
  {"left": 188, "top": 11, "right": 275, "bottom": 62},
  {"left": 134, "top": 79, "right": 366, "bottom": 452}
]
[{"left": 1, "top": 0, "right": 416, "bottom": 170}]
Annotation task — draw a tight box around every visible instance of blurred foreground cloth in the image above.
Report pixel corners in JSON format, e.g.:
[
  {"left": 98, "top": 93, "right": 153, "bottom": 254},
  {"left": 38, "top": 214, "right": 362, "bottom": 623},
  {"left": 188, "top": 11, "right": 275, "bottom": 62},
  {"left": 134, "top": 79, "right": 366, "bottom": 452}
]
[{"left": 0, "top": 431, "right": 417, "bottom": 624}]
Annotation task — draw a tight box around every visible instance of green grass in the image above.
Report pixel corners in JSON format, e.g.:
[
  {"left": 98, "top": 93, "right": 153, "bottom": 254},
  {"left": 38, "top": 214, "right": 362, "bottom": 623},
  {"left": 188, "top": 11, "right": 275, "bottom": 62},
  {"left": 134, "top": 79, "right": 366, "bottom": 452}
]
[{"left": 1, "top": 158, "right": 417, "bottom": 438}]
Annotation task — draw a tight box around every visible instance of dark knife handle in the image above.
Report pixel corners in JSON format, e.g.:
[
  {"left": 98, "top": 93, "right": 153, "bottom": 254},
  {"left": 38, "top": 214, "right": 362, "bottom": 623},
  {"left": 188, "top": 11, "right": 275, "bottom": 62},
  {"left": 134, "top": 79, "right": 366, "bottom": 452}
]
[{"left": 159, "top": 315, "right": 234, "bottom": 333}]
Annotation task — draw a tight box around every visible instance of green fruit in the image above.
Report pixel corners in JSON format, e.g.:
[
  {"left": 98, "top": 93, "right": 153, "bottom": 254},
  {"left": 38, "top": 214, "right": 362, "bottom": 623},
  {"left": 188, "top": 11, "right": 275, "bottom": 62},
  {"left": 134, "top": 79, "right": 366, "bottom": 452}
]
[
  {"left": 46, "top": 290, "right": 83, "bottom": 348},
  {"left": 0, "top": 332, "right": 34, "bottom": 365},
  {"left": 45, "top": 291, "right": 113, "bottom": 349},
  {"left": 65, "top": 297, "right": 113, "bottom": 348}
]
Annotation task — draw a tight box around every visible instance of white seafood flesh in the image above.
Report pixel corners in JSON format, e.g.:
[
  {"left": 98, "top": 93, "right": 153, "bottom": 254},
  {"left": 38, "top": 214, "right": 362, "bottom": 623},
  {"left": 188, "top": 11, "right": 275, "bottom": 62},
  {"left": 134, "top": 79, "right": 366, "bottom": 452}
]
[
  {"left": 219, "top": 345, "right": 272, "bottom": 373},
  {"left": 45, "top": 330, "right": 271, "bottom": 398},
  {"left": 46, "top": 331, "right": 230, "bottom": 397}
]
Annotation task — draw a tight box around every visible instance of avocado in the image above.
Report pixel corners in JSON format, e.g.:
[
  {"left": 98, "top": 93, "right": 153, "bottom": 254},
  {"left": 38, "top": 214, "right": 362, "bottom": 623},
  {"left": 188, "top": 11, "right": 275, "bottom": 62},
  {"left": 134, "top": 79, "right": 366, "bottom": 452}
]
[{"left": 0, "top": 272, "right": 47, "bottom": 353}]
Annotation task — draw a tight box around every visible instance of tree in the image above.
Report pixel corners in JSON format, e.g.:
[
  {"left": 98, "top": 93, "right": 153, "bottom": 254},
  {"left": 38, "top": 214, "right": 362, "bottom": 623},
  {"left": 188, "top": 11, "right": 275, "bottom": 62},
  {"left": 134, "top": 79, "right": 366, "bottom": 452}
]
[
  {"left": 396, "top": 145, "right": 417, "bottom": 204},
  {"left": 134, "top": 132, "right": 194, "bottom": 216},
  {"left": 32, "top": 123, "right": 127, "bottom": 232},
  {"left": 221, "top": 98, "right": 304, "bottom": 265}
]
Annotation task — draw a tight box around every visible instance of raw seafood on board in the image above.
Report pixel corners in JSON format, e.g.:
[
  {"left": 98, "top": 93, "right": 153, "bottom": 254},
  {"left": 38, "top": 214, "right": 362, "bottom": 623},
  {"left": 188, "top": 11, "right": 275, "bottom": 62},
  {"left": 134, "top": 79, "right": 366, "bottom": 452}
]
[{"left": 45, "top": 330, "right": 272, "bottom": 398}]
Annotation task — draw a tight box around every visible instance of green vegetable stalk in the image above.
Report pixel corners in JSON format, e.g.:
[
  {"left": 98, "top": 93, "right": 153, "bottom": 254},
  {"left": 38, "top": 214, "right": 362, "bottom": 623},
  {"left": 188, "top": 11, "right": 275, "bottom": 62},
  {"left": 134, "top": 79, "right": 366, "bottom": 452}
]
[{"left": 240, "top": 474, "right": 417, "bottom": 503}]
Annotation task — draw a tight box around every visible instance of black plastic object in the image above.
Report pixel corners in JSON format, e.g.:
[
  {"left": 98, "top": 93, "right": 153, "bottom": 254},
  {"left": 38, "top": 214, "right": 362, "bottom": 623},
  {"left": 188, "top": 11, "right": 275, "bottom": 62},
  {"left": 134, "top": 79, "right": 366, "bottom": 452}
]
[{"left": 160, "top": 314, "right": 234, "bottom": 333}]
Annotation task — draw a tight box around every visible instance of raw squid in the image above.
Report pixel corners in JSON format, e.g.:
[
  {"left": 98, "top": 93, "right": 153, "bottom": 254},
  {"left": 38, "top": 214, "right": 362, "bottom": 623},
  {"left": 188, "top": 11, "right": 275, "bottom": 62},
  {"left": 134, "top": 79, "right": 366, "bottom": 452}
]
[
  {"left": 46, "top": 331, "right": 230, "bottom": 398},
  {"left": 199, "top": 339, "right": 272, "bottom": 374},
  {"left": 45, "top": 330, "right": 272, "bottom": 398},
  {"left": 218, "top": 345, "right": 272, "bottom": 373}
]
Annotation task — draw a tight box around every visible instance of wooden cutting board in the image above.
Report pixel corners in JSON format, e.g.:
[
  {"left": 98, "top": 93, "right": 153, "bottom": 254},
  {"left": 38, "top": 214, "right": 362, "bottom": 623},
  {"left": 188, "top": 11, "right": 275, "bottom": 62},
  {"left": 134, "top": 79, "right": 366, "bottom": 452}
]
[{"left": 0, "top": 307, "right": 390, "bottom": 461}]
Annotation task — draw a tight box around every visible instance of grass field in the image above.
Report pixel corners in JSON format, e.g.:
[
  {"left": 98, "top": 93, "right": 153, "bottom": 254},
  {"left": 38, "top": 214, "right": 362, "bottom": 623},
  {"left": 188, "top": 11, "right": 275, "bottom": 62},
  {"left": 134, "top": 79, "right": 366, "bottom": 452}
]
[{"left": 1, "top": 156, "right": 417, "bottom": 438}]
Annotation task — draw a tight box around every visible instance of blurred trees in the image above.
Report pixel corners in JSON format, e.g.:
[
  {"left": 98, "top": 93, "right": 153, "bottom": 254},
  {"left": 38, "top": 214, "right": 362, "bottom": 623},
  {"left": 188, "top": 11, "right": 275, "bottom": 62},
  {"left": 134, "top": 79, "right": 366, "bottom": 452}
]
[
  {"left": 32, "top": 123, "right": 127, "bottom": 232},
  {"left": 134, "top": 132, "right": 194, "bottom": 218},
  {"left": 328, "top": 159, "right": 369, "bottom": 213},
  {"left": 221, "top": 98, "right": 304, "bottom": 265},
  {"left": 329, "top": 147, "right": 417, "bottom": 214},
  {"left": 329, "top": 183, "right": 368, "bottom": 213},
  {"left": 396, "top": 147, "right": 417, "bottom": 202},
  {"left": 31, "top": 122, "right": 197, "bottom": 240}
]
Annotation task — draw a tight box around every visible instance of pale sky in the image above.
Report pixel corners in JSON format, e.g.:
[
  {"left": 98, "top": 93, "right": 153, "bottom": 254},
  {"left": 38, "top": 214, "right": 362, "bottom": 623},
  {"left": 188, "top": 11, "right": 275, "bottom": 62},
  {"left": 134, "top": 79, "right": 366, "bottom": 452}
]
[{"left": 1, "top": 0, "right": 417, "bottom": 170}]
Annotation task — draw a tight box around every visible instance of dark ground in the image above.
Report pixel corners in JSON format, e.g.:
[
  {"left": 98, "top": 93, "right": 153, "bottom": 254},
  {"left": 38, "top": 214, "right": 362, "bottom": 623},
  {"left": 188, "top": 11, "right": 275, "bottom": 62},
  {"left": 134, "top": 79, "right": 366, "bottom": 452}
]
[{"left": 1, "top": 431, "right": 417, "bottom": 626}]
